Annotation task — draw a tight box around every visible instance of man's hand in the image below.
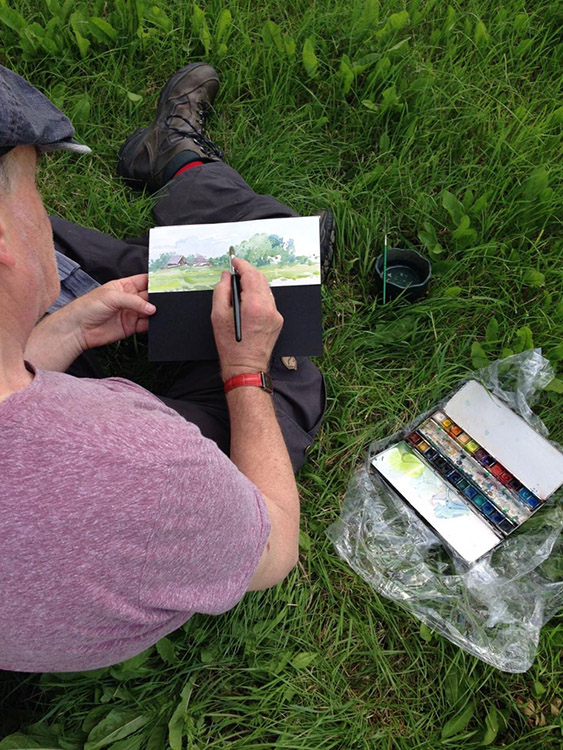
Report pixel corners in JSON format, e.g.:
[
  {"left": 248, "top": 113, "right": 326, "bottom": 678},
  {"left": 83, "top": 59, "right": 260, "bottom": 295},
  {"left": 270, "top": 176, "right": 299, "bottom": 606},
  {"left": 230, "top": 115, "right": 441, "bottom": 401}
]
[
  {"left": 25, "top": 275, "right": 155, "bottom": 372},
  {"left": 73, "top": 275, "right": 155, "bottom": 352},
  {"left": 211, "top": 258, "right": 283, "bottom": 381}
]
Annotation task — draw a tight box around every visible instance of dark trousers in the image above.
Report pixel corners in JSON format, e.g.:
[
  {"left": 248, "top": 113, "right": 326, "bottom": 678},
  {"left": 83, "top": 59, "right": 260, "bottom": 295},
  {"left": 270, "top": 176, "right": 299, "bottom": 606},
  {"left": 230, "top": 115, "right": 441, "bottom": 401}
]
[{"left": 51, "top": 163, "right": 326, "bottom": 472}]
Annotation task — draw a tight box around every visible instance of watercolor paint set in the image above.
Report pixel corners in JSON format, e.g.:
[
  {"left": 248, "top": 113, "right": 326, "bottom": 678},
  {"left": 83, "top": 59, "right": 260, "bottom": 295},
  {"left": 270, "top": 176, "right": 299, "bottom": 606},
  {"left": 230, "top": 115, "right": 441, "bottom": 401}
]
[{"left": 371, "top": 380, "right": 563, "bottom": 563}]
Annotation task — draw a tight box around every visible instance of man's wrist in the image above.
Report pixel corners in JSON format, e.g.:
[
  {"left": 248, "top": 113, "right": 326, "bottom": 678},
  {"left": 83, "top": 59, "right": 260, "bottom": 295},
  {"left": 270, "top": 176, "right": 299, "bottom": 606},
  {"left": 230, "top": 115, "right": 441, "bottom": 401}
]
[
  {"left": 224, "top": 371, "right": 273, "bottom": 394},
  {"left": 220, "top": 362, "right": 271, "bottom": 382}
]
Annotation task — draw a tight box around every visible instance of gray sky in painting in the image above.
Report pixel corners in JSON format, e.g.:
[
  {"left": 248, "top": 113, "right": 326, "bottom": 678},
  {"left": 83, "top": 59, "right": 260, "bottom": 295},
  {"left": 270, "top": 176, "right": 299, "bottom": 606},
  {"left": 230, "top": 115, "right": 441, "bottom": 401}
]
[{"left": 149, "top": 216, "right": 320, "bottom": 262}]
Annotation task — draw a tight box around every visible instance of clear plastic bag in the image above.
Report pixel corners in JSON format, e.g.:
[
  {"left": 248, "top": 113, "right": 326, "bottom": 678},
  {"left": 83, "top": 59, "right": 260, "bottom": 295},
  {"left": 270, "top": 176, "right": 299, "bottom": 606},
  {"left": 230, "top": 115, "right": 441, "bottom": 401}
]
[{"left": 327, "top": 350, "right": 563, "bottom": 672}]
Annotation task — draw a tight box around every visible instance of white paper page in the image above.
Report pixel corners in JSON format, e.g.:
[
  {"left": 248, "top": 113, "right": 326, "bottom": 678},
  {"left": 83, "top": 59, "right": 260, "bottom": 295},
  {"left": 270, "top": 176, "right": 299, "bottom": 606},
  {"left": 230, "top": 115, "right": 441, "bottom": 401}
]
[{"left": 444, "top": 381, "right": 563, "bottom": 500}]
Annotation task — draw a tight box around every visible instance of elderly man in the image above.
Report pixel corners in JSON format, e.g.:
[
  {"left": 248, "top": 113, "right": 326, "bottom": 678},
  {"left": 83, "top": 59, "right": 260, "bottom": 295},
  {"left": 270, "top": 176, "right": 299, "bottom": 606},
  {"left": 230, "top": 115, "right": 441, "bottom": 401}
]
[{"left": 0, "top": 63, "right": 326, "bottom": 672}]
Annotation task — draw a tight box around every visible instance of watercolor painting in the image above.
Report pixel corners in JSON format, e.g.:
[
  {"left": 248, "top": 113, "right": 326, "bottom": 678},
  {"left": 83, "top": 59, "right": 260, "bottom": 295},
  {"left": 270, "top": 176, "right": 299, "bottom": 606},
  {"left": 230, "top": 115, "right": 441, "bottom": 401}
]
[
  {"left": 372, "top": 441, "right": 501, "bottom": 562},
  {"left": 148, "top": 216, "right": 320, "bottom": 293}
]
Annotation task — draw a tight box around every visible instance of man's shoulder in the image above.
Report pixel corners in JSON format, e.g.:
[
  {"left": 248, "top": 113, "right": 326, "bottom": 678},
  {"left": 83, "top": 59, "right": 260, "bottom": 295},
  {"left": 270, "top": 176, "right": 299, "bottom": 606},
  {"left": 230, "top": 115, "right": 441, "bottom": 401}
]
[{"left": 6, "top": 367, "right": 207, "bottom": 464}]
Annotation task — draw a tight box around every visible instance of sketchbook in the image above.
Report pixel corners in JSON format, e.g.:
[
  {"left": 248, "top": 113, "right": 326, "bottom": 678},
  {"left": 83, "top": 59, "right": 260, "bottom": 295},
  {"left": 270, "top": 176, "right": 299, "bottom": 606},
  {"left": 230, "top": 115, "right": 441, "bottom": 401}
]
[
  {"left": 371, "top": 380, "right": 563, "bottom": 563},
  {"left": 147, "top": 216, "right": 323, "bottom": 361}
]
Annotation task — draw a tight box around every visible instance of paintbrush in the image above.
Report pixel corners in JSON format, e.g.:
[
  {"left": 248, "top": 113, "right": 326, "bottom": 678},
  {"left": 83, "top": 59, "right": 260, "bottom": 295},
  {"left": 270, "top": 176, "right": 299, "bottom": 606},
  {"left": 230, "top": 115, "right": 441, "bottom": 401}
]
[{"left": 229, "top": 246, "right": 242, "bottom": 342}]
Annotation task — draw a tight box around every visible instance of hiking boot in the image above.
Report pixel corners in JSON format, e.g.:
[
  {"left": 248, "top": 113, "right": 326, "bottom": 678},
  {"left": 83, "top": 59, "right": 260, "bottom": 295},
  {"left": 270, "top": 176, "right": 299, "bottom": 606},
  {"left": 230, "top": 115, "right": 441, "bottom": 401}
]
[
  {"left": 317, "top": 210, "right": 335, "bottom": 282},
  {"left": 117, "top": 62, "right": 223, "bottom": 192}
]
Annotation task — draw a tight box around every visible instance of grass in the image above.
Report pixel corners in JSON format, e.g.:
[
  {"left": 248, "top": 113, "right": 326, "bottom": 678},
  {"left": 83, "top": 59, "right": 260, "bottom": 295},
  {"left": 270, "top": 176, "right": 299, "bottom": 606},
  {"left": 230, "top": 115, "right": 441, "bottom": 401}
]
[{"left": 1, "top": 0, "right": 563, "bottom": 747}]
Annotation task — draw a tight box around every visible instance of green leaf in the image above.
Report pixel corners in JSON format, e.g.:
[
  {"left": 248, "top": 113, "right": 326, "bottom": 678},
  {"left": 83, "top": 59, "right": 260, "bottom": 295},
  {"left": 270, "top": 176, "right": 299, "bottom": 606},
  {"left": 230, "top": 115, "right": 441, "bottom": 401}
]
[
  {"left": 262, "top": 20, "right": 284, "bottom": 54},
  {"left": 298, "top": 529, "right": 311, "bottom": 551},
  {"left": 548, "top": 106, "right": 563, "bottom": 126},
  {"left": 302, "top": 36, "right": 318, "bottom": 78},
  {"left": 283, "top": 35, "right": 296, "bottom": 59},
  {"left": 0, "top": 4, "right": 26, "bottom": 33},
  {"left": 388, "top": 36, "right": 410, "bottom": 54},
  {"left": 474, "top": 19, "right": 489, "bottom": 45},
  {"left": 544, "top": 377, "right": 563, "bottom": 394},
  {"left": 109, "top": 647, "right": 153, "bottom": 679},
  {"left": 482, "top": 705, "right": 500, "bottom": 745},
  {"left": 513, "top": 13, "right": 529, "bottom": 33},
  {"left": 381, "top": 85, "right": 401, "bottom": 109},
  {"left": 107, "top": 736, "right": 144, "bottom": 750},
  {"left": 444, "top": 286, "right": 462, "bottom": 297},
  {"left": 144, "top": 724, "right": 168, "bottom": 750},
  {"left": 362, "top": 99, "right": 378, "bottom": 112},
  {"left": 156, "top": 636, "right": 177, "bottom": 665},
  {"left": 192, "top": 3, "right": 211, "bottom": 55},
  {"left": 471, "top": 342, "right": 489, "bottom": 369},
  {"left": 461, "top": 188, "right": 474, "bottom": 211},
  {"left": 444, "top": 664, "right": 462, "bottom": 705},
  {"left": 547, "top": 342, "right": 563, "bottom": 361},
  {"left": 290, "top": 652, "right": 318, "bottom": 669},
  {"left": 419, "top": 622, "right": 432, "bottom": 642},
  {"left": 126, "top": 91, "right": 142, "bottom": 102},
  {"left": 532, "top": 680, "right": 546, "bottom": 698},
  {"left": 215, "top": 8, "right": 231, "bottom": 44},
  {"left": 443, "top": 5, "right": 456, "bottom": 32},
  {"left": 513, "top": 326, "right": 533, "bottom": 354},
  {"left": 339, "top": 54, "right": 355, "bottom": 95},
  {"left": 145, "top": 5, "right": 173, "bottom": 33},
  {"left": 418, "top": 222, "right": 437, "bottom": 251},
  {"left": 0, "top": 735, "right": 43, "bottom": 749},
  {"left": 168, "top": 679, "right": 195, "bottom": 750},
  {"left": 442, "top": 190, "right": 464, "bottom": 226},
  {"left": 452, "top": 214, "right": 470, "bottom": 236},
  {"left": 71, "top": 94, "right": 91, "bottom": 127},
  {"left": 484, "top": 317, "right": 499, "bottom": 344},
  {"left": 452, "top": 214, "right": 477, "bottom": 248},
  {"left": 24, "top": 22, "right": 59, "bottom": 54},
  {"left": 85, "top": 710, "right": 149, "bottom": 750},
  {"left": 523, "top": 166, "right": 548, "bottom": 201},
  {"left": 469, "top": 191, "right": 490, "bottom": 214},
  {"left": 514, "top": 38, "right": 533, "bottom": 57},
  {"left": 70, "top": 20, "right": 91, "bottom": 57},
  {"left": 378, "top": 10, "right": 410, "bottom": 37},
  {"left": 356, "top": 0, "right": 380, "bottom": 29},
  {"left": 83, "top": 706, "right": 113, "bottom": 733},
  {"left": 441, "top": 700, "right": 476, "bottom": 739},
  {"left": 89, "top": 17, "right": 119, "bottom": 42},
  {"left": 523, "top": 269, "right": 545, "bottom": 288}
]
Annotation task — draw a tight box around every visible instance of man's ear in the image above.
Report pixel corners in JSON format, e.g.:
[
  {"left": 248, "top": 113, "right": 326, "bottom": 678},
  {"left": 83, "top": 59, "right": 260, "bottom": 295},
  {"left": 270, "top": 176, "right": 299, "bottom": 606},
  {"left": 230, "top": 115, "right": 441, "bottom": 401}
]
[{"left": 0, "top": 221, "right": 16, "bottom": 268}]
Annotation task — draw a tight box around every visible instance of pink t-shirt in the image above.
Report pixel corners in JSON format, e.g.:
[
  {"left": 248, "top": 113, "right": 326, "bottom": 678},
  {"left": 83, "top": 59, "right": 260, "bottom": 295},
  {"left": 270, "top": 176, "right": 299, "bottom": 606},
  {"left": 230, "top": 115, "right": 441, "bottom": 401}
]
[{"left": 0, "top": 366, "right": 269, "bottom": 672}]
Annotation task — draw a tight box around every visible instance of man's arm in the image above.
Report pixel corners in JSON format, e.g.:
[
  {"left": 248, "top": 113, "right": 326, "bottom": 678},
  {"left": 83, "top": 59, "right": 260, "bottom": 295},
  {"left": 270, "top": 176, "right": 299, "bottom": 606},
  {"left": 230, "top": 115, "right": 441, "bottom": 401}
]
[
  {"left": 25, "top": 275, "right": 155, "bottom": 371},
  {"left": 211, "top": 258, "right": 300, "bottom": 590}
]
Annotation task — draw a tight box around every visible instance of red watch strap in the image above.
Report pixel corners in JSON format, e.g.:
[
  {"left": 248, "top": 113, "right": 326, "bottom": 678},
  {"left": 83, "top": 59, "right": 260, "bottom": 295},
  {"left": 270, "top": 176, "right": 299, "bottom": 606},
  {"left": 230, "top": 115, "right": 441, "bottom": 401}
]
[{"left": 224, "top": 372, "right": 273, "bottom": 394}]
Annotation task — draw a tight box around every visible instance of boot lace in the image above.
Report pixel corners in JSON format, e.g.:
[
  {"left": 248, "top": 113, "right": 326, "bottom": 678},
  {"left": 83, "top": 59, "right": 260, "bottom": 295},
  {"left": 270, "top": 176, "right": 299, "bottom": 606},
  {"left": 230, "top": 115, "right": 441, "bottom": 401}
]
[{"left": 165, "top": 110, "right": 224, "bottom": 160}]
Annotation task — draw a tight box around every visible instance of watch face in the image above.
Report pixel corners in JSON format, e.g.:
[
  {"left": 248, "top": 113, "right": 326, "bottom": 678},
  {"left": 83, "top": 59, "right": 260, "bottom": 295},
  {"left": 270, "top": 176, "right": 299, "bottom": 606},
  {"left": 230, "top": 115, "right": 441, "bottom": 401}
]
[{"left": 261, "top": 372, "right": 274, "bottom": 394}]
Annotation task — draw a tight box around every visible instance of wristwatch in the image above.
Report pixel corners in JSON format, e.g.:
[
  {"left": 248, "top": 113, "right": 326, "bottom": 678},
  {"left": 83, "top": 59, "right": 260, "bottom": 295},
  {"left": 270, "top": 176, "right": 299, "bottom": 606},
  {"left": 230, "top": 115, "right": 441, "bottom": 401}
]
[{"left": 223, "top": 371, "right": 274, "bottom": 394}]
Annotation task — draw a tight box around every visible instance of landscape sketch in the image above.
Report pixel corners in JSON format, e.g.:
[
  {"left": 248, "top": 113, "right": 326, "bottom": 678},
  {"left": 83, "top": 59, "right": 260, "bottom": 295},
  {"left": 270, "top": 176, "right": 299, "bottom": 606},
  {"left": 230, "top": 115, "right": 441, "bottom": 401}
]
[{"left": 148, "top": 216, "right": 320, "bottom": 293}]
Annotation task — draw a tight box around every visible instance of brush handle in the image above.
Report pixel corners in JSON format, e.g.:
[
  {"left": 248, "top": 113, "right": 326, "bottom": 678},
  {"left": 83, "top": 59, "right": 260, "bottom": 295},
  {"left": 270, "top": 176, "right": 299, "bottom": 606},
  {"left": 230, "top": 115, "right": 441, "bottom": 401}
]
[{"left": 231, "top": 272, "right": 242, "bottom": 342}]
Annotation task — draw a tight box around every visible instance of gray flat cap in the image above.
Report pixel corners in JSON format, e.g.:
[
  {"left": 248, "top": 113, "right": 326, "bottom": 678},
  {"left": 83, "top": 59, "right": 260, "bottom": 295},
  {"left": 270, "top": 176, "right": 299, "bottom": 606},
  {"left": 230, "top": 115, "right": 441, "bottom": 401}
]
[{"left": 0, "top": 65, "right": 91, "bottom": 157}]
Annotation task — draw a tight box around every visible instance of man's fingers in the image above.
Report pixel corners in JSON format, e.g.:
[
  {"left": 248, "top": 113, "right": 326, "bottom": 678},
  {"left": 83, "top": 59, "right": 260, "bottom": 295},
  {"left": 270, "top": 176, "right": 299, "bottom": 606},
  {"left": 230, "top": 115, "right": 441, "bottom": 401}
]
[
  {"left": 231, "top": 257, "right": 273, "bottom": 297},
  {"left": 212, "top": 271, "right": 233, "bottom": 311},
  {"left": 109, "top": 291, "right": 155, "bottom": 316}
]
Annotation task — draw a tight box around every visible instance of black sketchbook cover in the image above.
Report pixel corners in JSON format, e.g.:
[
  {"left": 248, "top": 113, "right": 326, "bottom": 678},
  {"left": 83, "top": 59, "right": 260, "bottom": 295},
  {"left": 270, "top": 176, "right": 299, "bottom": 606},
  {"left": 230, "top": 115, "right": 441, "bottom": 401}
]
[{"left": 147, "top": 217, "right": 322, "bottom": 361}]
